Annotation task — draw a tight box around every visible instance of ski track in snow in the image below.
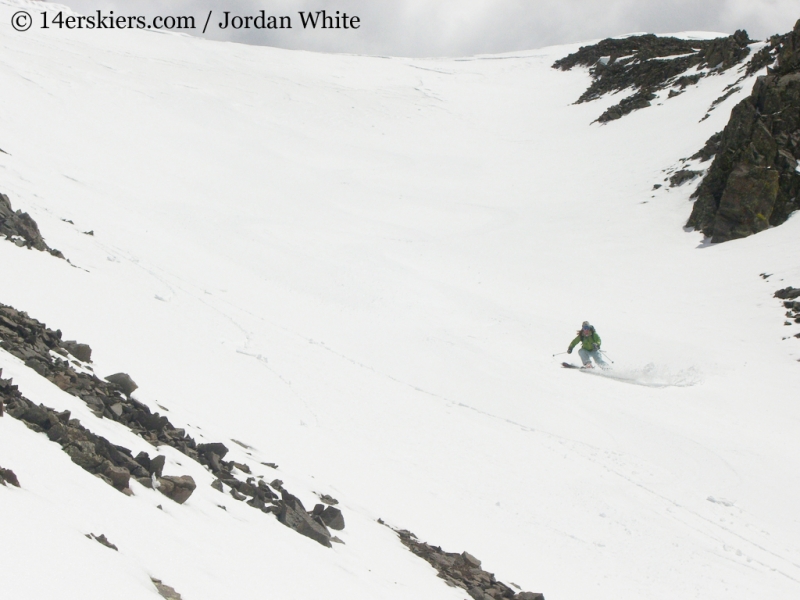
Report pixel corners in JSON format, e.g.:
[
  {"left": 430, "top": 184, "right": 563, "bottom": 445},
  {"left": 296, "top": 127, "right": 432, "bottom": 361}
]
[{"left": 579, "top": 363, "right": 704, "bottom": 388}]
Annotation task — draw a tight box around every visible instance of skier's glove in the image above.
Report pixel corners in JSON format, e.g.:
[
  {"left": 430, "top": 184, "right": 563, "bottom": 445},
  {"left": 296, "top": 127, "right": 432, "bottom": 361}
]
[
  {"left": 567, "top": 347, "right": 572, "bottom": 354},
  {"left": 593, "top": 344, "right": 600, "bottom": 351}
]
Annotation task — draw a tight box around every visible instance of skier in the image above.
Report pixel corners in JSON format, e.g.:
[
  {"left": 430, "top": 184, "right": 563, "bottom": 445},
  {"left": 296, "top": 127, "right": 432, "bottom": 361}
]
[{"left": 568, "top": 321, "right": 607, "bottom": 369}]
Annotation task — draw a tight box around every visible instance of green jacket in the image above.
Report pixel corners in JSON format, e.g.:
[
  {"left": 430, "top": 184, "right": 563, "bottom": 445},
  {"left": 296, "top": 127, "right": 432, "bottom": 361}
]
[{"left": 569, "top": 329, "right": 601, "bottom": 352}]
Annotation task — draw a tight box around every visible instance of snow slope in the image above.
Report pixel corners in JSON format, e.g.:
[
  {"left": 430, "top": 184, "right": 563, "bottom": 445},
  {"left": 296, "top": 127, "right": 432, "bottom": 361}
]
[{"left": 1, "top": 1, "right": 800, "bottom": 598}]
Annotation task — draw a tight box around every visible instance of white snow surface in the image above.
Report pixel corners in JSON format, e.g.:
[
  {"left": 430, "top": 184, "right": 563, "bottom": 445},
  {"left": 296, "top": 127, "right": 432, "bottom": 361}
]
[{"left": 1, "top": 1, "right": 800, "bottom": 599}]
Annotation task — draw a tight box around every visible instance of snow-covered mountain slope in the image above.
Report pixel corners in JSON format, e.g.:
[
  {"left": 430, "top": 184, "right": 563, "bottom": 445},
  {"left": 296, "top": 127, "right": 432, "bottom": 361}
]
[{"left": 2, "top": 1, "right": 800, "bottom": 599}]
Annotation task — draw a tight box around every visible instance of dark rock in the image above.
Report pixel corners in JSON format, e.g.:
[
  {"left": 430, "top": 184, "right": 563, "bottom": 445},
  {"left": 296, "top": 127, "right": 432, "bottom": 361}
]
[
  {"left": 320, "top": 506, "right": 345, "bottom": 531},
  {"left": 687, "top": 19, "right": 800, "bottom": 241},
  {"left": 232, "top": 461, "right": 251, "bottom": 474},
  {"left": 0, "top": 192, "right": 63, "bottom": 257},
  {"left": 86, "top": 533, "right": 118, "bottom": 551},
  {"left": 157, "top": 475, "right": 196, "bottom": 504},
  {"left": 61, "top": 340, "right": 92, "bottom": 362},
  {"left": 211, "top": 479, "right": 224, "bottom": 492},
  {"left": 390, "top": 526, "right": 542, "bottom": 600},
  {"left": 237, "top": 481, "right": 257, "bottom": 497},
  {"left": 775, "top": 287, "right": 800, "bottom": 300},
  {"left": 669, "top": 169, "right": 702, "bottom": 187},
  {"left": 0, "top": 301, "right": 337, "bottom": 546},
  {"left": 277, "top": 500, "right": 332, "bottom": 547},
  {"left": 135, "top": 476, "right": 154, "bottom": 489},
  {"left": 63, "top": 441, "right": 106, "bottom": 471},
  {"left": 197, "top": 442, "right": 229, "bottom": 460},
  {"left": 149, "top": 455, "right": 166, "bottom": 478},
  {"left": 24, "top": 358, "right": 49, "bottom": 377},
  {"left": 151, "top": 578, "right": 183, "bottom": 600},
  {"left": 711, "top": 164, "right": 779, "bottom": 240},
  {"left": 690, "top": 132, "right": 723, "bottom": 163},
  {"left": 469, "top": 587, "right": 488, "bottom": 600},
  {"left": 134, "top": 451, "right": 152, "bottom": 472},
  {"left": 0, "top": 466, "right": 20, "bottom": 487},
  {"left": 247, "top": 496, "right": 266, "bottom": 510},
  {"left": 103, "top": 464, "right": 131, "bottom": 491},
  {"left": 553, "top": 31, "right": 751, "bottom": 122},
  {"left": 462, "top": 551, "right": 482, "bottom": 568},
  {"left": 105, "top": 373, "right": 138, "bottom": 396},
  {"left": 597, "top": 87, "right": 656, "bottom": 123}
]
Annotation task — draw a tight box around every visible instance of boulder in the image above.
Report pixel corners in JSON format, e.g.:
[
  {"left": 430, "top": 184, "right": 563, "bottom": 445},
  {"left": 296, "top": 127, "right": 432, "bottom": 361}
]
[
  {"left": 277, "top": 500, "right": 332, "bottom": 547},
  {"left": 320, "top": 506, "right": 345, "bottom": 531},
  {"left": 105, "top": 373, "right": 138, "bottom": 396},
  {"left": 103, "top": 464, "right": 131, "bottom": 491},
  {"left": 61, "top": 340, "right": 92, "bottom": 362},
  {"left": 0, "top": 466, "right": 20, "bottom": 487},
  {"left": 197, "top": 442, "right": 229, "bottom": 457},
  {"left": 149, "top": 455, "right": 166, "bottom": 478},
  {"left": 157, "top": 475, "right": 196, "bottom": 504}
]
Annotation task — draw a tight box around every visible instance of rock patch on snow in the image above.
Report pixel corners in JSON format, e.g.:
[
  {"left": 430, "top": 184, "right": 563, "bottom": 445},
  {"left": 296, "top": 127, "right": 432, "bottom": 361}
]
[
  {"left": 553, "top": 30, "right": 752, "bottom": 122},
  {"left": 0, "top": 302, "right": 344, "bottom": 546},
  {"left": 387, "top": 525, "right": 544, "bottom": 600},
  {"left": 0, "top": 464, "right": 20, "bottom": 487},
  {"left": 0, "top": 192, "right": 64, "bottom": 258}
]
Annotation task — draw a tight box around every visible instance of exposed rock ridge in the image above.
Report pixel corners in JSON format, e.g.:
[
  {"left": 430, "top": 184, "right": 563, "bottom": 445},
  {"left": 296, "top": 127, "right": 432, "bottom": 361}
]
[
  {"left": 553, "top": 31, "right": 752, "bottom": 122},
  {"left": 686, "top": 19, "right": 800, "bottom": 242},
  {"left": 0, "top": 302, "right": 341, "bottom": 545},
  {"left": 389, "top": 525, "right": 543, "bottom": 600},
  {"left": 1, "top": 366, "right": 195, "bottom": 500},
  {"left": 0, "top": 192, "right": 64, "bottom": 258}
]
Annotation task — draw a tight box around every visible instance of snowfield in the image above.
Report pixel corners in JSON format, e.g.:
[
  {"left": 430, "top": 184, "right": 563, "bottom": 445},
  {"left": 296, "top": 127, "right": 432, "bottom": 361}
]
[{"left": 1, "top": 1, "right": 800, "bottom": 599}]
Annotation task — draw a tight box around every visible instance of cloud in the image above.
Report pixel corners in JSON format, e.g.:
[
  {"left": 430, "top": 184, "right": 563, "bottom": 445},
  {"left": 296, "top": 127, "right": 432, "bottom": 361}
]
[{"left": 57, "top": 0, "right": 800, "bottom": 56}]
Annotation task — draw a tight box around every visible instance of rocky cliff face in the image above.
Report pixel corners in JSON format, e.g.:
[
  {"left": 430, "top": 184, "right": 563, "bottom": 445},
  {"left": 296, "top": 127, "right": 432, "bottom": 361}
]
[
  {"left": 553, "top": 31, "right": 752, "bottom": 122},
  {"left": 686, "top": 20, "right": 800, "bottom": 242}
]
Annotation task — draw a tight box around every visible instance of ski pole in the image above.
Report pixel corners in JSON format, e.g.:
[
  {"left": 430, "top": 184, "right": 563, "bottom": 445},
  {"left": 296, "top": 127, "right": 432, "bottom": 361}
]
[
  {"left": 599, "top": 350, "right": 614, "bottom": 363},
  {"left": 552, "top": 351, "right": 569, "bottom": 357}
]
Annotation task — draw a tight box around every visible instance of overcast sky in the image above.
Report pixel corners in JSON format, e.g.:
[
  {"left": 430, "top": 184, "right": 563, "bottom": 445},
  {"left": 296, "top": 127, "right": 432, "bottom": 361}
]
[{"left": 57, "top": 1, "right": 799, "bottom": 56}]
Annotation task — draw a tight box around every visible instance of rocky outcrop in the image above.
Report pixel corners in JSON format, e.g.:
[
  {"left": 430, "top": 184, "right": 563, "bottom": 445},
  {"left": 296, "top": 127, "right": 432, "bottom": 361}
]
[
  {"left": 686, "top": 19, "right": 800, "bottom": 242},
  {"left": 669, "top": 169, "right": 703, "bottom": 187},
  {"left": 152, "top": 578, "right": 183, "bottom": 600},
  {"left": 388, "top": 526, "right": 543, "bottom": 600},
  {"left": 156, "top": 475, "right": 197, "bottom": 505},
  {"left": 776, "top": 287, "right": 800, "bottom": 338},
  {"left": 3, "top": 384, "right": 133, "bottom": 494},
  {"left": 278, "top": 491, "right": 335, "bottom": 547},
  {"left": 0, "top": 302, "right": 343, "bottom": 546},
  {"left": 86, "top": 533, "right": 118, "bottom": 551},
  {"left": 0, "top": 192, "right": 64, "bottom": 258},
  {"left": 0, "top": 464, "right": 20, "bottom": 487},
  {"left": 553, "top": 31, "right": 752, "bottom": 122}
]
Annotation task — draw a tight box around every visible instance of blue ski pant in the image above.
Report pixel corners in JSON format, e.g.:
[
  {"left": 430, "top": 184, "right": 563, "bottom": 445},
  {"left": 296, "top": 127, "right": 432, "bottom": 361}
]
[{"left": 578, "top": 348, "right": 607, "bottom": 367}]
